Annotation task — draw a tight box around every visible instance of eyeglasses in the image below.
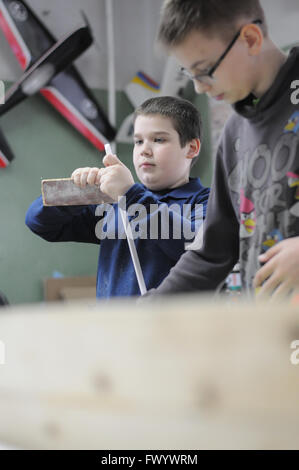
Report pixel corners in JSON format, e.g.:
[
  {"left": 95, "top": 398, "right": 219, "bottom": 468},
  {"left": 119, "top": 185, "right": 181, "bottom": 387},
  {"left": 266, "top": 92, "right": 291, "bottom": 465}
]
[{"left": 181, "top": 19, "right": 263, "bottom": 85}]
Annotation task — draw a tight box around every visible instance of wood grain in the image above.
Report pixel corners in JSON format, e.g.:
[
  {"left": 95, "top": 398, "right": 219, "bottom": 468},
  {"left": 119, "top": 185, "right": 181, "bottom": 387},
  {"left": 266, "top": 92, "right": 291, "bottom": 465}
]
[
  {"left": 42, "top": 178, "right": 114, "bottom": 206},
  {"left": 0, "top": 296, "right": 298, "bottom": 449}
]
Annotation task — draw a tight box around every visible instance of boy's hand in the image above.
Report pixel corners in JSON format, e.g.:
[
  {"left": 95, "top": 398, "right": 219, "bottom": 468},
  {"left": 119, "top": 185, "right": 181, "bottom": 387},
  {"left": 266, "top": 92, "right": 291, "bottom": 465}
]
[
  {"left": 98, "top": 153, "right": 135, "bottom": 200},
  {"left": 71, "top": 167, "right": 101, "bottom": 188},
  {"left": 253, "top": 237, "right": 299, "bottom": 299},
  {"left": 70, "top": 154, "right": 134, "bottom": 200}
]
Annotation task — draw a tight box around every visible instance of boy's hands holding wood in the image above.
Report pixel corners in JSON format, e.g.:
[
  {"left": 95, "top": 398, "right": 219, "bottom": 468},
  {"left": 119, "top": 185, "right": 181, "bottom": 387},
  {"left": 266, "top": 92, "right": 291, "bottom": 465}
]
[{"left": 71, "top": 153, "right": 134, "bottom": 201}]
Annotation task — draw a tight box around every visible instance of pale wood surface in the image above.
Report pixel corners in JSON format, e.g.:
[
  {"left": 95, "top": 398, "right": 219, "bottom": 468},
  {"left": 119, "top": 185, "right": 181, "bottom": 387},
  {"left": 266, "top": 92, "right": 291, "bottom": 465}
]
[{"left": 0, "top": 295, "right": 298, "bottom": 450}]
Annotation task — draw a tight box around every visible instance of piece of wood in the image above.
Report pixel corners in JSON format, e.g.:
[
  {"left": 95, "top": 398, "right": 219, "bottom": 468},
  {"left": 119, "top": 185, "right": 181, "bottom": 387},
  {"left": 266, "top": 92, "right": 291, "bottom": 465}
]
[
  {"left": 43, "top": 276, "right": 97, "bottom": 301},
  {"left": 59, "top": 286, "right": 96, "bottom": 301},
  {"left": 0, "top": 296, "right": 298, "bottom": 449},
  {"left": 41, "top": 178, "right": 114, "bottom": 206}
]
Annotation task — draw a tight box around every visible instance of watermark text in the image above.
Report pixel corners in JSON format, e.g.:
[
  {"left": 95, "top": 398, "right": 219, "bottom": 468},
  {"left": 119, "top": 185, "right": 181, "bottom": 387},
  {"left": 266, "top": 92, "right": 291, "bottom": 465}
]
[
  {"left": 291, "top": 80, "right": 299, "bottom": 105},
  {"left": 95, "top": 198, "right": 204, "bottom": 251},
  {"left": 290, "top": 340, "right": 299, "bottom": 365}
]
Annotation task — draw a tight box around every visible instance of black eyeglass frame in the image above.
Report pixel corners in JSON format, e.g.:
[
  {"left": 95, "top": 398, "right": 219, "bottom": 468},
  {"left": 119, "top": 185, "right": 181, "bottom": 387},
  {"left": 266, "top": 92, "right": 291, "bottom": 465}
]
[{"left": 181, "top": 19, "right": 263, "bottom": 83}]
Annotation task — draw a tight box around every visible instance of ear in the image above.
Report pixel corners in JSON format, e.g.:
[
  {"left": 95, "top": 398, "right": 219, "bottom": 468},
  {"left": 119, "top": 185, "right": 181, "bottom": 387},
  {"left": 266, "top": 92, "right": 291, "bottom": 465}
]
[
  {"left": 240, "top": 23, "right": 263, "bottom": 56},
  {"left": 186, "top": 138, "right": 201, "bottom": 161}
]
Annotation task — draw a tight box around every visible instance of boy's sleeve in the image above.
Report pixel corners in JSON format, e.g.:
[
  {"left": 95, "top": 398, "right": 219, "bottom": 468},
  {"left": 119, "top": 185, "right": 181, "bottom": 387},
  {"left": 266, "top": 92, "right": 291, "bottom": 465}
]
[
  {"left": 25, "top": 195, "right": 101, "bottom": 244},
  {"left": 123, "top": 184, "right": 209, "bottom": 261},
  {"left": 147, "top": 147, "right": 240, "bottom": 294}
]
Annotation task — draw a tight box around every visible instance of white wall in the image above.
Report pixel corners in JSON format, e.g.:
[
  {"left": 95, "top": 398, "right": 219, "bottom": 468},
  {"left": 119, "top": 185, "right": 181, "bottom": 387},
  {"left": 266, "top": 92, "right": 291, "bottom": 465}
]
[
  {"left": 261, "top": 0, "right": 299, "bottom": 48},
  {"left": 0, "top": 0, "right": 298, "bottom": 90}
]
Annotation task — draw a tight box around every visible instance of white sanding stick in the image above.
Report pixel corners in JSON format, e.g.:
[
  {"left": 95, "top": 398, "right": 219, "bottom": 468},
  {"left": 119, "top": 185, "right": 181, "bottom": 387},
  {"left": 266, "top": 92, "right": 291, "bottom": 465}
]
[{"left": 104, "top": 144, "right": 147, "bottom": 295}]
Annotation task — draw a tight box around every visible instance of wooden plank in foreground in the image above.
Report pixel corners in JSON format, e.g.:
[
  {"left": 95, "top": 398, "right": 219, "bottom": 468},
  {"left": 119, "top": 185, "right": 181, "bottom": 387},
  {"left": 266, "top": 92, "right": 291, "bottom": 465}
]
[{"left": 0, "top": 296, "right": 298, "bottom": 449}]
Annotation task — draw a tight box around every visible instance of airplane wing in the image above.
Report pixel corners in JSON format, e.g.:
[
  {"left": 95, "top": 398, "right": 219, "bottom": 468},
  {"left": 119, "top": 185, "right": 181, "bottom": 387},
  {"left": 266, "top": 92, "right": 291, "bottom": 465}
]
[
  {"left": 0, "top": 126, "right": 14, "bottom": 167},
  {"left": 0, "top": 0, "right": 116, "bottom": 151},
  {"left": 41, "top": 66, "right": 116, "bottom": 150},
  {"left": 0, "top": 25, "right": 93, "bottom": 115},
  {"left": 0, "top": 0, "right": 54, "bottom": 70}
]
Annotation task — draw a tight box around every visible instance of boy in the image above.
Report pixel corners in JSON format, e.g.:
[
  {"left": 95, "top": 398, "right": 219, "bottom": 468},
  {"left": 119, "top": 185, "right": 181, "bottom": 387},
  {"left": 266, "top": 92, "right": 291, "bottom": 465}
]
[
  {"left": 25, "top": 96, "right": 210, "bottom": 298},
  {"left": 148, "top": 0, "right": 299, "bottom": 299}
]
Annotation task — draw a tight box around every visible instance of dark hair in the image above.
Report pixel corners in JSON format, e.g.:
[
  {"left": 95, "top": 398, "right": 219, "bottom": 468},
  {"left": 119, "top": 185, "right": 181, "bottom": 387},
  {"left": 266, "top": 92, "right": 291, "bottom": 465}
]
[
  {"left": 134, "top": 96, "right": 202, "bottom": 168},
  {"left": 158, "top": 0, "right": 267, "bottom": 46}
]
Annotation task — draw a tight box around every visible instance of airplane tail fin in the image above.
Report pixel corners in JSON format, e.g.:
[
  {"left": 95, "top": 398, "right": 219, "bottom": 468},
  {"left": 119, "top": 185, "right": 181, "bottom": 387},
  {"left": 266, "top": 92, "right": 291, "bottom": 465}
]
[{"left": 125, "top": 71, "right": 160, "bottom": 108}]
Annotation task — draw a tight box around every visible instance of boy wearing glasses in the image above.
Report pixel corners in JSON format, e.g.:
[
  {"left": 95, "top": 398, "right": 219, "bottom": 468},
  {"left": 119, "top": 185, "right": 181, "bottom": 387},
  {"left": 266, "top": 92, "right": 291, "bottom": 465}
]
[{"left": 149, "top": 0, "right": 299, "bottom": 299}]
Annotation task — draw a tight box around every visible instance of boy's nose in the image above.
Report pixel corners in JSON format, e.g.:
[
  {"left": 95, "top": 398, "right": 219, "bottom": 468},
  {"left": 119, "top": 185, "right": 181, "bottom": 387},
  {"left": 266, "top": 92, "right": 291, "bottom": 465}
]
[
  {"left": 141, "top": 143, "right": 153, "bottom": 156},
  {"left": 193, "top": 79, "right": 212, "bottom": 95}
]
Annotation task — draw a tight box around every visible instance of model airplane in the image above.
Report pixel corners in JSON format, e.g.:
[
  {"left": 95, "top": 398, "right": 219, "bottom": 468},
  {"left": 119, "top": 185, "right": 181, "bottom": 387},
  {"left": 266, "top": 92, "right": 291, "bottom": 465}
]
[
  {"left": 0, "top": 0, "right": 116, "bottom": 163},
  {"left": 0, "top": 24, "right": 93, "bottom": 114}
]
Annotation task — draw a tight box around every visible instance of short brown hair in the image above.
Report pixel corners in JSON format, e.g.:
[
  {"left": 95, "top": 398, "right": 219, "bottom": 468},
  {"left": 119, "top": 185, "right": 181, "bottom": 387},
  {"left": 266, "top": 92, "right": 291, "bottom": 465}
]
[
  {"left": 158, "top": 0, "right": 267, "bottom": 47},
  {"left": 134, "top": 96, "right": 202, "bottom": 168}
]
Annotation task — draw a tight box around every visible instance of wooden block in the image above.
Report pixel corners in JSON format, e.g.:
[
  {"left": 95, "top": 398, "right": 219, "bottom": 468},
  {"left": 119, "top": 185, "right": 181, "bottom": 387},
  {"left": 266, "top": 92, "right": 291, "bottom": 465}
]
[
  {"left": 41, "top": 178, "right": 114, "bottom": 206},
  {"left": 0, "top": 297, "right": 298, "bottom": 449},
  {"left": 43, "top": 275, "right": 97, "bottom": 301},
  {"left": 59, "top": 286, "right": 96, "bottom": 301}
]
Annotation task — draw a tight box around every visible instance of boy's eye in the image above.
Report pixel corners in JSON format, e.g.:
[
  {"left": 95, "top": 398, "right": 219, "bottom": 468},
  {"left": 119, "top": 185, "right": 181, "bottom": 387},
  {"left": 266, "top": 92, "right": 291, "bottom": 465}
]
[
  {"left": 154, "top": 138, "right": 165, "bottom": 143},
  {"left": 134, "top": 140, "right": 143, "bottom": 145}
]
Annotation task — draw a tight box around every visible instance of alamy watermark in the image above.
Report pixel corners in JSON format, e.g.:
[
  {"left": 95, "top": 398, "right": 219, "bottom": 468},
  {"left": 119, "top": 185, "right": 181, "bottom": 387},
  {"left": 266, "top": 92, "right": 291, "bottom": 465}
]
[
  {"left": 290, "top": 80, "right": 299, "bottom": 105},
  {"left": 0, "top": 340, "right": 5, "bottom": 365},
  {"left": 0, "top": 80, "right": 5, "bottom": 105},
  {"left": 94, "top": 198, "right": 204, "bottom": 250},
  {"left": 290, "top": 340, "right": 299, "bottom": 366}
]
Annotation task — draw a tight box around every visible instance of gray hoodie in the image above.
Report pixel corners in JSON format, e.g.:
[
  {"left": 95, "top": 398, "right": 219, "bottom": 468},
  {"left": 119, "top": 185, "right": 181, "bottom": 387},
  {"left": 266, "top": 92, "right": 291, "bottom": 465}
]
[{"left": 152, "top": 47, "right": 299, "bottom": 295}]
